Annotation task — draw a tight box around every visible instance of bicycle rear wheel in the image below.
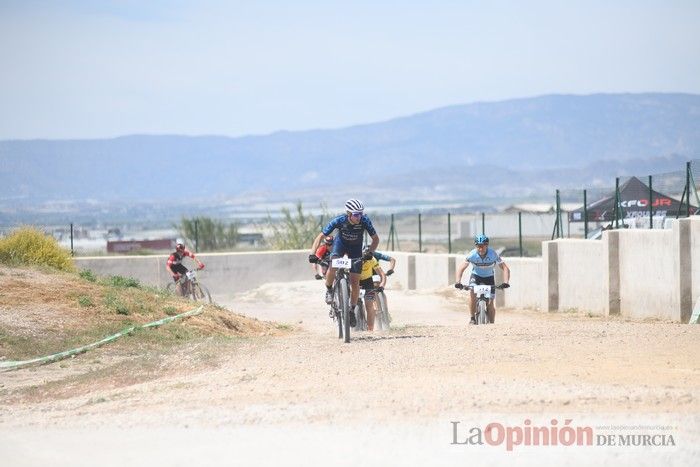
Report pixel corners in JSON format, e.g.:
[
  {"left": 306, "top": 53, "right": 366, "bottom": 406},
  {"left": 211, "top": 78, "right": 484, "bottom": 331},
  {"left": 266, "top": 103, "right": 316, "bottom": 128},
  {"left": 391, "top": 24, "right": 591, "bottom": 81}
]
[
  {"left": 376, "top": 292, "right": 390, "bottom": 330},
  {"left": 338, "top": 277, "right": 351, "bottom": 343},
  {"left": 355, "top": 299, "right": 367, "bottom": 331},
  {"left": 477, "top": 300, "right": 489, "bottom": 325}
]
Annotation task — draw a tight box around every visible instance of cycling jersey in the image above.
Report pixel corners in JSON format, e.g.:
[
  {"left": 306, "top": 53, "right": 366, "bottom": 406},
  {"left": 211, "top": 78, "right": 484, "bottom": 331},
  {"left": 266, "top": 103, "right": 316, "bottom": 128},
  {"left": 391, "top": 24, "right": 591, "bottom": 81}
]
[
  {"left": 322, "top": 214, "right": 377, "bottom": 246},
  {"left": 167, "top": 249, "right": 196, "bottom": 267},
  {"left": 359, "top": 257, "right": 380, "bottom": 281},
  {"left": 465, "top": 247, "right": 503, "bottom": 277}
]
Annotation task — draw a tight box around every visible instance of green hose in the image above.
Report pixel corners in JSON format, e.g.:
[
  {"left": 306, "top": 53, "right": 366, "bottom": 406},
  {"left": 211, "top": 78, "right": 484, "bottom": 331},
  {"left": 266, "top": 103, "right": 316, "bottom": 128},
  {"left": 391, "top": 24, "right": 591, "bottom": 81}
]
[{"left": 0, "top": 305, "right": 204, "bottom": 371}]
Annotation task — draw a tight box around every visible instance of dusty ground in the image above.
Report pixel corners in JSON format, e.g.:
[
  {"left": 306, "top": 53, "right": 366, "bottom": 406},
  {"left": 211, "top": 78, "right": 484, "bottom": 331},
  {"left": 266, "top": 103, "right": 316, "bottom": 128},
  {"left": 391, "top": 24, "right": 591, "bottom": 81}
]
[{"left": 1, "top": 279, "right": 699, "bottom": 466}]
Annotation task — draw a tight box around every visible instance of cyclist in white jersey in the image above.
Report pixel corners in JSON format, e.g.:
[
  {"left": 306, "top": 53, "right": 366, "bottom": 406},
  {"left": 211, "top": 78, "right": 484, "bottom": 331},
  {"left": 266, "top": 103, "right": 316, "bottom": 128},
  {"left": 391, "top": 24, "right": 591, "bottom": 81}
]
[{"left": 454, "top": 234, "right": 510, "bottom": 324}]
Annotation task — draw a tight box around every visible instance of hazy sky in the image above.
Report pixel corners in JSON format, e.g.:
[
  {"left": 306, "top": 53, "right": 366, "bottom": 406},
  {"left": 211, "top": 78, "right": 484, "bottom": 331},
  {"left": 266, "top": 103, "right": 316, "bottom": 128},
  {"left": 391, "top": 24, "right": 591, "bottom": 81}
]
[{"left": 1, "top": 0, "right": 699, "bottom": 140}]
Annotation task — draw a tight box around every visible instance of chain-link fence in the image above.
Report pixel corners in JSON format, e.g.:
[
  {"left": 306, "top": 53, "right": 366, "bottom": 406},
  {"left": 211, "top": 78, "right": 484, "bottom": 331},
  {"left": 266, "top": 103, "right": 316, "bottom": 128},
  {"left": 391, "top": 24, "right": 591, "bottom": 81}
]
[{"left": 555, "top": 159, "right": 698, "bottom": 239}]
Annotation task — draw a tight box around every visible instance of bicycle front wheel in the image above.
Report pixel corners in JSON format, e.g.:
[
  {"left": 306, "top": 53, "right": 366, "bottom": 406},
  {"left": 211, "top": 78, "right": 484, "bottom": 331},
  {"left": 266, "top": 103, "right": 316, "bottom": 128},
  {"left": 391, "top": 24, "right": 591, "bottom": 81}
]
[
  {"left": 338, "top": 277, "right": 351, "bottom": 343},
  {"left": 192, "top": 282, "right": 212, "bottom": 303},
  {"left": 477, "top": 300, "right": 489, "bottom": 325}
]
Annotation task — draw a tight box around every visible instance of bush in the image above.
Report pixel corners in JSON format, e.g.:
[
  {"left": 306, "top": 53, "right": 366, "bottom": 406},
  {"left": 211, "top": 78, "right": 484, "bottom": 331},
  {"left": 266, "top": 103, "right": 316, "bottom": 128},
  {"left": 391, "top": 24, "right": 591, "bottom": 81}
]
[
  {"left": 79, "top": 269, "right": 97, "bottom": 282},
  {"left": 0, "top": 227, "right": 75, "bottom": 271},
  {"left": 104, "top": 275, "right": 140, "bottom": 288}
]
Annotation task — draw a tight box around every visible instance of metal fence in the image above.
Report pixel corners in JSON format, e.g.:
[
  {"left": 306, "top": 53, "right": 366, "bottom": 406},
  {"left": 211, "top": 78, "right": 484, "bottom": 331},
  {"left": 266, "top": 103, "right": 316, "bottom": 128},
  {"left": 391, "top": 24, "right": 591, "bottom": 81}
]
[{"left": 553, "top": 159, "right": 699, "bottom": 239}]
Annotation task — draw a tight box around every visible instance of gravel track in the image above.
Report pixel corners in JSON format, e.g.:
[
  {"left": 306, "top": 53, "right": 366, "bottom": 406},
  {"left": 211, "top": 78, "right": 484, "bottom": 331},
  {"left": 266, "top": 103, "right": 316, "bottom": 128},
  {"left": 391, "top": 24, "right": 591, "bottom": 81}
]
[{"left": 1, "top": 280, "right": 698, "bottom": 465}]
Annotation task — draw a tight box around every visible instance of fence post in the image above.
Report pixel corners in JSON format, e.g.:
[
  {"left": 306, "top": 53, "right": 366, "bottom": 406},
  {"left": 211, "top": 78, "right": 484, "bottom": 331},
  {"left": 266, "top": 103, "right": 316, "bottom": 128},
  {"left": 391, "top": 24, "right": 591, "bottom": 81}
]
[
  {"left": 614, "top": 178, "right": 620, "bottom": 229},
  {"left": 418, "top": 213, "right": 422, "bottom": 253},
  {"left": 481, "top": 212, "right": 485, "bottom": 235},
  {"left": 687, "top": 161, "right": 692, "bottom": 217},
  {"left": 583, "top": 189, "right": 588, "bottom": 239},
  {"left": 649, "top": 175, "right": 653, "bottom": 229},
  {"left": 556, "top": 189, "right": 562, "bottom": 238},
  {"left": 391, "top": 214, "right": 396, "bottom": 251},
  {"left": 447, "top": 212, "right": 452, "bottom": 254},
  {"left": 70, "top": 222, "right": 74, "bottom": 256},
  {"left": 518, "top": 212, "right": 523, "bottom": 256},
  {"left": 194, "top": 219, "right": 199, "bottom": 251}
]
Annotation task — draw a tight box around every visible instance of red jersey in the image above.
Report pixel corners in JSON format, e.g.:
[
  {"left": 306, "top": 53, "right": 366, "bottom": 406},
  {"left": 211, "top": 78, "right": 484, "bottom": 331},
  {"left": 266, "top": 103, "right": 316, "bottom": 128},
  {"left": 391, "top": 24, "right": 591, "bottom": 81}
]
[{"left": 167, "top": 249, "right": 196, "bottom": 267}]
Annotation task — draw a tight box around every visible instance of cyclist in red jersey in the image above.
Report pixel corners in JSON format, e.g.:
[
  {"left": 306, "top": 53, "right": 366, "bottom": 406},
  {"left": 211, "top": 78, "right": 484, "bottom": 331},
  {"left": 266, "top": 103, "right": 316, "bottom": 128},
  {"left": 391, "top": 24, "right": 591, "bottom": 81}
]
[
  {"left": 311, "top": 235, "right": 334, "bottom": 279},
  {"left": 166, "top": 242, "right": 204, "bottom": 295}
]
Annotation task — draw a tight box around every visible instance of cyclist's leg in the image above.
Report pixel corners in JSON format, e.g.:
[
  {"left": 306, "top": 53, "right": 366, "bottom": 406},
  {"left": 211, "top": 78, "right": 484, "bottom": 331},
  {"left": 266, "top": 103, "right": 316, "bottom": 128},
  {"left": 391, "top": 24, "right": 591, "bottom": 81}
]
[
  {"left": 480, "top": 276, "right": 496, "bottom": 323},
  {"left": 324, "top": 237, "right": 346, "bottom": 289},
  {"left": 349, "top": 272, "right": 361, "bottom": 309},
  {"left": 360, "top": 278, "right": 376, "bottom": 330},
  {"left": 172, "top": 264, "right": 188, "bottom": 296},
  {"left": 347, "top": 243, "right": 363, "bottom": 309},
  {"left": 468, "top": 274, "right": 478, "bottom": 319}
]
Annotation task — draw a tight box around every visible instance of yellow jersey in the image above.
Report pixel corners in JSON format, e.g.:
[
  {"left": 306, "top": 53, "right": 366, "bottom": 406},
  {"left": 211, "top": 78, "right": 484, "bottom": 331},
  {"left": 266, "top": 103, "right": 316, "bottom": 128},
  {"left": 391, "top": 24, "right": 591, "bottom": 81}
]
[{"left": 359, "top": 257, "right": 380, "bottom": 281}]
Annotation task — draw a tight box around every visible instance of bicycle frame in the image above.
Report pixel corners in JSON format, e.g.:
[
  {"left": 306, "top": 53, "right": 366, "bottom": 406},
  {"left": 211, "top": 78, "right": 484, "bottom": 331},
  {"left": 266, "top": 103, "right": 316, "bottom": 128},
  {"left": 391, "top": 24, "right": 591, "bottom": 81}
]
[
  {"left": 463, "top": 283, "right": 506, "bottom": 325},
  {"left": 328, "top": 257, "right": 362, "bottom": 343}
]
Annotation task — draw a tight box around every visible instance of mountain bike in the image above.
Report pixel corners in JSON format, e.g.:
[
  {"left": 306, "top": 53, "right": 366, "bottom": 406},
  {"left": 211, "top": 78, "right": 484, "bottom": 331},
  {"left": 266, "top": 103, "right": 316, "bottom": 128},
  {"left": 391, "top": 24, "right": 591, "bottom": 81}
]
[
  {"left": 326, "top": 257, "right": 362, "bottom": 343},
  {"left": 463, "top": 283, "right": 507, "bottom": 325},
  {"left": 166, "top": 269, "right": 212, "bottom": 304},
  {"left": 355, "top": 274, "right": 390, "bottom": 331},
  {"left": 372, "top": 273, "right": 391, "bottom": 330}
]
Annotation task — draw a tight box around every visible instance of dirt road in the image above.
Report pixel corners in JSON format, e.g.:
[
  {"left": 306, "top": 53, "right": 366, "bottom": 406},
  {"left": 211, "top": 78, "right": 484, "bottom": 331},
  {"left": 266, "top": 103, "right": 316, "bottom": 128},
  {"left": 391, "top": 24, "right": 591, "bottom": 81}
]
[{"left": 1, "top": 281, "right": 698, "bottom": 465}]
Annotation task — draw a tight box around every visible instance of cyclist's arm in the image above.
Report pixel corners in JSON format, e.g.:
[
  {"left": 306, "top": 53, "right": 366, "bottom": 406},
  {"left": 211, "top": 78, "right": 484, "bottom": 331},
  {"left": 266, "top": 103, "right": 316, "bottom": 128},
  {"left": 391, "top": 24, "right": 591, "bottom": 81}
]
[
  {"left": 455, "top": 260, "right": 470, "bottom": 284},
  {"left": 367, "top": 233, "right": 379, "bottom": 254},
  {"left": 166, "top": 256, "right": 176, "bottom": 276},
  {"left": 185, "top": 250, "right": 204, "bottom": 269},
  {"left": 374, "top": 265, "right": 387, "bottom": 288},
  {"left": 388, "top": 257, "right": 396, "bottom": 272},
  {"left": 310, "top": 232, "right": 325, "bottom": 253},
  {"left": 499, "top": 261, "right": 510, "bottom": 284}
]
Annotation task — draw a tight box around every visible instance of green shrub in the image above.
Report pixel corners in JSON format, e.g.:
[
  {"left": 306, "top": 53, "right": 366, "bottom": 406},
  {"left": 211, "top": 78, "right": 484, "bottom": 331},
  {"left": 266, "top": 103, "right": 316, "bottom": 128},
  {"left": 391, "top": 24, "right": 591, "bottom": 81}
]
[
  {"left": 0, "top": 227, "right": 74, "bottom": 271},
  {"left": 105, "top": 275, "right": 140, "bottom": 288},
  {"left": 77, "top": 295, "right": 94, "bottom": 307},
  {"left": 79, "top": 269, "right": 97, "bottom": 282}
]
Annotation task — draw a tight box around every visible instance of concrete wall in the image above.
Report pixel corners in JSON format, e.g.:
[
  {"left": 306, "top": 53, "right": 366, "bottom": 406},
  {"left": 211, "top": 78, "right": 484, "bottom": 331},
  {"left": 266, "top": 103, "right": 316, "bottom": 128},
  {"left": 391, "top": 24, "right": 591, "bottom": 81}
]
[
  {"left": 497, "top": 258, "right": 543, "bottom": 311},
  {"left": 541, "top": 217, "right": 700, "bottom": 322},
  {"left": 414, "top": 253, "right": 453, "bottom": 289},
  {"left": 77, "top": 250, "right": 312, "bottom": 295},
  {"left": 617, "top": 229, "right": 676, "bottom": 320},
  {"left": 555, "top": 239, "right": 606, "bottom": 315}
]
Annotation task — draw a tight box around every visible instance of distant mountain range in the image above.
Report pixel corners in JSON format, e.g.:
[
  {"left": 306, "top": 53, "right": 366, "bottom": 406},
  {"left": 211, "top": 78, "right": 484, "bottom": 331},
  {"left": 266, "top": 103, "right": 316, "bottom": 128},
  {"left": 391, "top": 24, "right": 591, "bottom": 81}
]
[{"left": 1, "top": 93, "right": 699, "bottom": 223}]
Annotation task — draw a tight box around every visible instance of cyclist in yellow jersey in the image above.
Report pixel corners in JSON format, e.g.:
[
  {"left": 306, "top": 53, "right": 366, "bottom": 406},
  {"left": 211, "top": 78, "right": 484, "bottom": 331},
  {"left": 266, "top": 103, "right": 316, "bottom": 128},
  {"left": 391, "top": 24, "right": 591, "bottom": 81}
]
[{"left": 359, "top": 247, "right": 387, "bottom": 331}]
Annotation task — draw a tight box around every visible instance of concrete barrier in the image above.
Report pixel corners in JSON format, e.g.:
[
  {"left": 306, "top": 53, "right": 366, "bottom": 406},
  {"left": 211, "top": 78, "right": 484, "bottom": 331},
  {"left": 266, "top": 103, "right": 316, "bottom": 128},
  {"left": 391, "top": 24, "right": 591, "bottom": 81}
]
[
  {"left": 542, "top": 239, "right": 606, "bottom": 315},
  {"left": 77, "top": 250, "right": 312, "bottom": 294},
  {"left": 617, "top": 229, "right": 676, "bottom": 320}
]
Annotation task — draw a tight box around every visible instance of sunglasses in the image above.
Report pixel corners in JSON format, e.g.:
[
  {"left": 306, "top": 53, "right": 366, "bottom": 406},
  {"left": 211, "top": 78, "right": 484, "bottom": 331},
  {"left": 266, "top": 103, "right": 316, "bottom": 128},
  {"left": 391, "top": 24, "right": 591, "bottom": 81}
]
[{"left": 349, "top": 211, "right": 363, "bottom": 218}]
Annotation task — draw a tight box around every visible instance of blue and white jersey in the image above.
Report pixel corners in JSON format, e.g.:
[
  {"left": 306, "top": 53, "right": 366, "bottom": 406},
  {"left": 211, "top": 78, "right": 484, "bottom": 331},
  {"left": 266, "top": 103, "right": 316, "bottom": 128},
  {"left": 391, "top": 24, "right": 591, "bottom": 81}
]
[
  {"left": 322, "top": 214, "right": 377, "bottom": 245},
  {"left": 465, "top": 247, "right": 503, "bottom": 277}
]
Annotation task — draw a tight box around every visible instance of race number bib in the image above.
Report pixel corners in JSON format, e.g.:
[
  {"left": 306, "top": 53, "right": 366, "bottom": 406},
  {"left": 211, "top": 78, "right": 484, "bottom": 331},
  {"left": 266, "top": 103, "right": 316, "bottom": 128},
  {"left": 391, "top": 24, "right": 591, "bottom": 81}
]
[
  {"left": 332, "top": 257, "right": 352, "bottom": 269},
  {"left": 473, "top": 284, "right": 492, "bottom": 298}
]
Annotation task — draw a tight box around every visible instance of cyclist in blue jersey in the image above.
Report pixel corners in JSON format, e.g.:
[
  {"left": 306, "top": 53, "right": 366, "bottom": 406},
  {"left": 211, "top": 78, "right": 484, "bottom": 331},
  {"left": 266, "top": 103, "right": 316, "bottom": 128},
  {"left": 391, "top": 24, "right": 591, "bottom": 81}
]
[
  {"left": 309, "top": 199, "right": 380, "bottom": 327},
  {"left": 454, "top": 234, "right": 510, "bottom": 324}
]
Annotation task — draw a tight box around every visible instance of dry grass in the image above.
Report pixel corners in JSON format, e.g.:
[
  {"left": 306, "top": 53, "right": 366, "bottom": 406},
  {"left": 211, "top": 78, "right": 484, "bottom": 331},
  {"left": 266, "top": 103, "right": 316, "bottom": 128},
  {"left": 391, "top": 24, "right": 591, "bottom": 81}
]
[{"left": 0, "top": 266, "right": 286, "bottom": 362}]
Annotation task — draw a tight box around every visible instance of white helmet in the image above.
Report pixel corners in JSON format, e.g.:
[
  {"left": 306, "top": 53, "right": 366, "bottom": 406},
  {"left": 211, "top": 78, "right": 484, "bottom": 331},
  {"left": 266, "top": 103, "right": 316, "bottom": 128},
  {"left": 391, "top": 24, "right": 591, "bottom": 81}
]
[{"left": 345, "top": 199, "right": 364, "bottom": 212}]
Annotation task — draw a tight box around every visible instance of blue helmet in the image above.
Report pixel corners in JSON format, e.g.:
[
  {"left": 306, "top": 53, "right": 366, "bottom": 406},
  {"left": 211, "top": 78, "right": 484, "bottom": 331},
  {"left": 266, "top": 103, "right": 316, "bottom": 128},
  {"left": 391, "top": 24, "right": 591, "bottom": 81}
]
[{"left": 474, "top": 234, "right": 489, "bottom": 245}]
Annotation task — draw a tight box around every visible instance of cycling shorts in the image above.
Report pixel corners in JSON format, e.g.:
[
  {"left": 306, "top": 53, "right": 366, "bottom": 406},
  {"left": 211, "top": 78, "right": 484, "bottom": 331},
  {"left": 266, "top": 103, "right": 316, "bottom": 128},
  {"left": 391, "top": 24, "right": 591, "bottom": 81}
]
[
  {"left": 330, "top": 238, "right": 362, "bottom": 274},
  {"left": 171, "top": 264, "right": 188, "bottom": 279},
  {"left": 469, "top": 274, "right": 495, "bottom": 294}
]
